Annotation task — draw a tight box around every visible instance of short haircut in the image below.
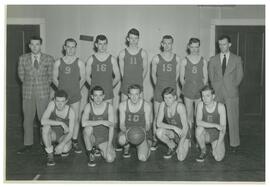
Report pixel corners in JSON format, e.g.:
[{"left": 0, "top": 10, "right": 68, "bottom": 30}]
[
  {"left": 162, "top": 87, "right": 176, "bottom": 97},
  {"left": 54, "top": 89, "right": 68, "bottom": 100},
  {"left": 218, "top": 35, "right": 231, "bottom": 43},
  {"left": 128, "top": 84, "right": 143, "bottom": 94},
  {"left": 90, "top": 85, "right": 105, "bottom": 95},
  {"left": 160, "top": 35, "right": 174, "bottom": 52},
  {"left": 126, "top": 28, "right": 140, "bottom": 46},
  {"left": 200, "top": 85, "right": 215, "bottom": 95},
  {"left": 94, "top": 34, "right": 108, "bottom": 52},
  {"left": 30, "top": 36, "right": 43, "bottom": 44},
  {"left": 188, "top": 38, "right": 200, "bottom": 46},
  {"left": 64, "top": 38, "right": 77, "bottom": 47}
]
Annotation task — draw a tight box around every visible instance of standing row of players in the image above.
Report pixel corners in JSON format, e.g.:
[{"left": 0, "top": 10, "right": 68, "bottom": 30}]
[{"left": 17, "top": 28, "right": 243, "bottom": 167}]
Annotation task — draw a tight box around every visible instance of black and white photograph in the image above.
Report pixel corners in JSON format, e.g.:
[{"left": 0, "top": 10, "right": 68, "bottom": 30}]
[{"left": 3, "top": 1, "right": 266, "bottom": 183}]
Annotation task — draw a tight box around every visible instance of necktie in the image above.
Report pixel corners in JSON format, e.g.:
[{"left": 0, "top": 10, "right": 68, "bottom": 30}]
[
  {"left": 222, "top": 54, "right": 226, "bottom": 75},
  {"left": 34, "top": 56, "right": 39, "bottom": 70}
]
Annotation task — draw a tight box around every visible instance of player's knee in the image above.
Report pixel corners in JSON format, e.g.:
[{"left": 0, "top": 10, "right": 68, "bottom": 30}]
[
  {"left": 156, "top": 128, "right": 165, "bottom": 139},
  {"left": 118, "top": 133, "right": 126, "bottom": 145},
  {"left": 138, "top": 154, "right": 148, "bottom": 162},
  {"left": 106, "top": 153, "right": 115, "bottom": 163},
  {"left": 214, "top": 152, "right": 225, "bottom": 162},
  {"left": 63, "top": 142, "right": 72, "bottom": 153},
  {"left": 83, "top": 127, "right": 92, "bottom": 137}
]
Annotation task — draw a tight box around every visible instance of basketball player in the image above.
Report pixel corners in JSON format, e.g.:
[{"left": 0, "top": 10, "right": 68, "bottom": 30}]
[
  {"left": 82, "top": 86, "right": 116, "bottom": 167},
  {"left": 156, "top": 87, "right": 190, "bottom": 161},
  {"left": 86, "top": 34, "right": 120, "bottom": 104},
  {"left": 180, "top": 38, "right": 207, "bottom": 131},
  {"left": 53, "top": 38, "right": 85, "bottom": 153},
  {"left": 151, "top": 35, "right": 181, "bottom": 151},
  {"left": 41, "top": 90, "right": 75, "bottom": 166},
  {"left": 195, "top": 85, "right": 226, "bottom": 162},
  {"left": 118, "top": 84, "right": 152, "bottom": 161},
  {"left": 119, "top": 28, "right": 148, "bottom": 101}
]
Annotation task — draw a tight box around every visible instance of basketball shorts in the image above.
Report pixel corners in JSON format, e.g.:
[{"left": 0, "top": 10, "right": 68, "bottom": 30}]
[{"left": 205, "top": 128, "right": 219, "bottom": 142}]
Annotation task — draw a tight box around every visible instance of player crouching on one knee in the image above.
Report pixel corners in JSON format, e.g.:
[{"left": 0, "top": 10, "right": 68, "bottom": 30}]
[
  {"left": 156, "top": 87, "right": 190, "bottom": 161},
  {"left": 118, "top": 84, "right": 152, "bottom": 162},
  {"left": 195, "top": 85, "right": 226, "bottom": 162},
  {"left": 41, "top": 90, "right": 75, "bottom": 166},
  {"left": 81, "top": 85, "right": 116, "bottom": 167}
]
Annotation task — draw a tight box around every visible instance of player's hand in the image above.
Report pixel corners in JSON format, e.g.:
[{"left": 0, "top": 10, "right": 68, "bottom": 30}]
[
  {"left": 54, "top": 144, "right": 64, "bottom": 155},
  {"left": 102, "top": 121, "right": 114, "bottom": 127},
  {"left": 61, "top": 123, "right": 69, "bottom": 134},
  {"left": 216, "top": 125, "right": 222, "bottom": 131}
]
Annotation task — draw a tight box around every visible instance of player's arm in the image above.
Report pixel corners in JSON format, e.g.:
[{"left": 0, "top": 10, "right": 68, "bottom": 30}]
[
  {"left": 176, "top": 55, "right": 182, "bottom": 97},
  {"left": 53, "top": 59, "right": 60, "bottom": 87},
  {"left": 144, "top": 102, "right": 152, "bottom": 132},
  {"left": 177, "top": 103, "right": 189, "bottom": 139},
  {"left": 142, "top": 49, "right": 148, "bottom": 80},
  {"left": 119, "top": 102, "right": 127, "bottom": 132},
  {"left": 18, "top": 56, "right": 24, "bottom": 82},
  {"left": 111, "top": 56, "right": 121, "bottom": 88},
  {"left": 107, "top": 104, "right": 115, "bottom": 145},
  {"left": 85, "top": 56, "right": 93, "bottom": 87},
  {"left": 78, "top": 59, "right": 86, "bottom": 89},
  {"left": 118, "top": 50, "right": 125, "bottom": 78},
  {"left": 217, "top": 103, "right": 226, "bottom": 144},
  {"left": 156, "top": 102, "right": 177, "bottom": 131},
  {"left": 235, "top": 57, "right": 244, "bottom": 86},
  {"left": 81, "top": 103, "right": 105, "bottom": 127},
  {"left": 151, "top": 55, "right": 159, "bottom": 85},
  {"left": 196, "top": 102, "right": 220, "bottom": 129},
  {"left": 180, "top": 57, "right": 187, "bottom": 86},
  {"left": 60, "top": 108, "right": 75, "bottom": 145},
  {"left": 41, "top": 101, "right": 64, "bottom": 127},
  {"left": 202, "top": 58, "right": 208, "bottom": 85}
]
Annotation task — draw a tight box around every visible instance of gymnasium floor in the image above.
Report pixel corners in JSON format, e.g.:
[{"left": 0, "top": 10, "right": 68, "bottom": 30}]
[{"left": 5, "top": 119, "right": 265, "bottom": 181}]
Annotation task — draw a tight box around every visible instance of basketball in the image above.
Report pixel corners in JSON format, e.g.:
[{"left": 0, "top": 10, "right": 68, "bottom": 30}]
[{"left": 126, "top": 126, "right": 146, "bottom": 145}]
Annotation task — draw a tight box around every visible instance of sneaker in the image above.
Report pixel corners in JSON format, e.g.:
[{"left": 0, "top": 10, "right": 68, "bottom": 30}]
[
  {"left": 93, "top": 147, "right": 101, "bottom": 157},
  {"left": 150, "top": 141, "right": 158, "bottom": 151},
  {"left": 163, "top": 147, "right": 175, "bottom": 159},
  {"left": 17, "top": 145, "right": 32, "bottom": 154},
  {"left": 123, "top": 146, "right": 131, "bottom": 158},
  {"left": 47, "top": 153, "right": 56, "bottom": 166},
  {"left": 61, "top": 152, "right": 70, "bottom": 157},
  {"left": 196, "top": 152, "right": 207, "bottom": 162},
  {"left": 115, "top": 146, "right": 123, "bottom": 152},
  {"left": 88, "top": 151, "right": 96, "bottom": 167},
  {"left": 73, "top": 142, "right": 82, "bottom": 154}
]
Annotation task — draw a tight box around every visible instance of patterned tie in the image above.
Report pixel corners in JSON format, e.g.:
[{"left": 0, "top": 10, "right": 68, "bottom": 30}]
[
  {"left": 34, "top": 56, "right": 39, "bottom": 70},
  {"left": 222, "top": 54, "right": 226, "bottom": 76}
]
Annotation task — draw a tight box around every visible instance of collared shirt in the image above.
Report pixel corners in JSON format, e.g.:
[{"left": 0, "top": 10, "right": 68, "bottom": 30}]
[
  {"left": 220, "top": 52, "right": 230, "bottom": 65},
  {"left": 31, "top": 53, "right": 41, "bottom": 66}
]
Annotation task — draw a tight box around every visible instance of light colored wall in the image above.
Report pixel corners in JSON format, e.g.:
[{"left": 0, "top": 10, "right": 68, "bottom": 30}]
[{"left": 7, "top": 5, "right": 265, "bottom": 102}]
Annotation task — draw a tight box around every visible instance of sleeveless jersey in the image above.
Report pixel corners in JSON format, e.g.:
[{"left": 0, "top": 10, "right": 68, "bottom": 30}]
[
  {"left": 125, "top": 100, "right": 146, "bottom": 129},
  {"left": 164, "top": 102, "right": 183, "bottom": 129},
  {"left": 91, "top": 54, "right": 113, "bottom": 100},
  {"left": 182, "top": 56, "right": 204, "bottom": 99},
  {"left": 89, "top": 102, "right": 109, "bottom": 144},
  {"left": 121, "top": 48, "right": 144, "bottom": 95},
  {"left": 58, "top": 58, "right": 81, "bottom": 103},
  {"left": 154, "top": 54, "right": 177, "bottom": 102},
  {"left": 202, "top": 102, "right": 220, "bottom": 124},
  {"left": 49, "top": 105, "right": 70, "bottom": 126}
]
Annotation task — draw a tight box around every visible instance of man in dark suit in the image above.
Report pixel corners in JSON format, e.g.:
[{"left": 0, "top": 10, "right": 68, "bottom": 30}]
[
  {"left": 17, "top": 36, "right": 54, "bottom": 154},
  {"left": 208, "top": 35, "right": 243, "bottom": 152}
]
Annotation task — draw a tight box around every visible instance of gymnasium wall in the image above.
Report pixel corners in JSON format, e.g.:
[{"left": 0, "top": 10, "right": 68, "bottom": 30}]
[{"left": 7, "top": 5, "right": 265, "bottom": 102}]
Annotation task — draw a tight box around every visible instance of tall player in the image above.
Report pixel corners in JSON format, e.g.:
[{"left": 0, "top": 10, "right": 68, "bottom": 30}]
[
  {"left": 86, "top": 34, "right": 120, "bottom": 104},
  {"left": 118, "top": 84, "right": 152, "bottom": 161},
  {"left": 53, "top": 38, "right": 86, "bottom": 153},
  {"left": 151, "top": 35, "right": 181, "bottom": 150},
  {"left": 195, "top": 85, "right": 226, "bottom": 162},
  {"left": 119, "top": 28, "right": 148, "bottom": 101},
  {"left": 180, "top": 38, "right": 208, "bottom": 133}
]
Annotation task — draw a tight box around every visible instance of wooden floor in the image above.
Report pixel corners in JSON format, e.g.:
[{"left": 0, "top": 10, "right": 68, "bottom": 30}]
[{"left": 5, "top": 119, "right": 265, "bottom": 181}]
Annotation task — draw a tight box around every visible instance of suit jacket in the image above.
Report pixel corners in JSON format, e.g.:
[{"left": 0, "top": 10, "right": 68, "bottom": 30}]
[
  {"left": 18, "top": 53, "right": 54, "bottom": 100},
  {"left": 208, "top": 52, "right": 243, "bottom": 100}
]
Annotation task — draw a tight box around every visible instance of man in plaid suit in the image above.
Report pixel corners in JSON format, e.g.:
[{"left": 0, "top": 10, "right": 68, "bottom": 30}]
[{"left": 17, "top": 36, "right": 54, "bottom": 154}]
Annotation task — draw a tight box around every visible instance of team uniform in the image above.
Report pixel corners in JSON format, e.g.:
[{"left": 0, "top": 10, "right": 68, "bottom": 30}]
[
  {"left": 182, "top": 57, "right": 204, "bottom": 99},
  {"left": 91, "top": 55, "right": 114, "bottom": 100},
  {"left": 125, "top": 100, "right": 151, "bottom": 140},
  {"left": 49, "top": 105, "right": 70, "bottom": 141},
  {"left": 202, "top": 102, "right": 220, "bottom": 142},
  {"left": 89, "top": 102, "right": 110, "bottom": 145},
  {"left": 58, "top": 58, "right": 81, "bottom": 104},
  {"left": 163, "top": 102, "right": 191, "bottom": 142},
  {"left": 154, "top": 54, "right": 177, "bottom": 102},
  {"left": 120, "top": 49, "right": 143, "bottom": 95}
]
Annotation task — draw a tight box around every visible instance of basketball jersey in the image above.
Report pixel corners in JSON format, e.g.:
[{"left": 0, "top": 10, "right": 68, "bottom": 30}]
[
  {"left": 91, "top": 54, "right": 113, "bottom": 99},
  {"left": 164, "top": 102, "right": 183, "bottom": 129},
  {"left": 58, "top": 58, "right": 80, "bottom": 94},
  {"left": 202, "top": 102, "right": 220, "bottom": 124},
  {"left": 125, "top": 100, "right": 146, "bottom": 129},
  {"left": 184, "top": 56, "right": 204, "bottom": 84},
  {"left": 122, "top": 48, "right": 143, "bottom": 88},
  {"left": 49, "top": 104, "right": 70, "bottom": 126},
  {"left": 89, "top": 102, "right": 109, "bottom": 140}
]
